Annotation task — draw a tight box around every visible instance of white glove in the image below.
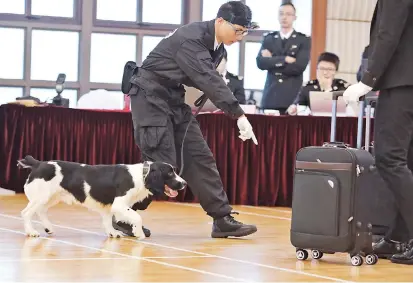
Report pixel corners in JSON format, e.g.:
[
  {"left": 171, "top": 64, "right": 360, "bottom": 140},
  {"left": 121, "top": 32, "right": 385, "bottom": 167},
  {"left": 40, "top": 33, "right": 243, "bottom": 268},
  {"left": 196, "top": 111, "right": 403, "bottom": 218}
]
[
  {"left": 343, "top": 82, "right": 372, "bottom": 104},
  {"left": 237, "top": 116, "right": 258, "bottom": 145}
]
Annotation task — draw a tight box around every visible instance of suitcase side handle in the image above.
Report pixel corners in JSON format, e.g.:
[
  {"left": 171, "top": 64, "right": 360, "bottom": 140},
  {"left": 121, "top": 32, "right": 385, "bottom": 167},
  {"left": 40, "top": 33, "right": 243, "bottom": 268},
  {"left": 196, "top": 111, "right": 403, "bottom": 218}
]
[{"left": 323, "top": 141, "right": 349, "bottom": 148}]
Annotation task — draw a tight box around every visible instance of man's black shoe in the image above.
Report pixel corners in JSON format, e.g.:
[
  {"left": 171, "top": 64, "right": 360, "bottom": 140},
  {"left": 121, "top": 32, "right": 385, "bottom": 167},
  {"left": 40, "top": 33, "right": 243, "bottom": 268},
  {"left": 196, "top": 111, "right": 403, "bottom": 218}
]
[
  {"left": 112, "top": 216, "right": 151, "bottom": 238},
  {"left": 373, "top": 238, "right": 406, "bottom": 259},
  {"left": 211, "top": 212, "right": 257, "bottom": 238},
  {"left": 390, "top": 240, "right": 413, "bottom": 265}
]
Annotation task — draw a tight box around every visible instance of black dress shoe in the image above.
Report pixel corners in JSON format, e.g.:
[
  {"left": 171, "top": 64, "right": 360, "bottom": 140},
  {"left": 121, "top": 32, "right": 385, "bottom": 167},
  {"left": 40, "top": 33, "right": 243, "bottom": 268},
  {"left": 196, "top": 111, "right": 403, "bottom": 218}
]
[
  {"left": 211, "top": 212, "right": 257, "bottom": 238},
  {"left": 373, "top": 238, "right": 406, "bottom": 259},
  {"left": 390, "top": 240, "right": 413, "bottom": 265},
  {"left": 112, "top": 216, "right": 151, "bottom": 238}
]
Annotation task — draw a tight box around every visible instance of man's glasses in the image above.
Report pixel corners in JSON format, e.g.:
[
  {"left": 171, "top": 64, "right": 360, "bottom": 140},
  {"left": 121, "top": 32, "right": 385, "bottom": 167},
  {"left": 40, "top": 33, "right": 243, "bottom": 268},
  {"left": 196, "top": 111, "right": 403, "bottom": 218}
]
[
  {"left": 279, "top": 12, "right": 295, "bottom": 17},
  {"left": 317, "top": 67, "right": 336, "bottom": 73},
  {"left": 227, "top": 22, "right": 249, "bottom": 36}
]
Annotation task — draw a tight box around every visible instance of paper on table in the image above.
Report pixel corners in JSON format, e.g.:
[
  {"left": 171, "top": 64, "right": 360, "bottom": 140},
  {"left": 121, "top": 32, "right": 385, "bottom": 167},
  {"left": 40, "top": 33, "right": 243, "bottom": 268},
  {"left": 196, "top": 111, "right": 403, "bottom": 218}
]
[{"left": 345, "top": 101, "right": 359, "bottom": 117}]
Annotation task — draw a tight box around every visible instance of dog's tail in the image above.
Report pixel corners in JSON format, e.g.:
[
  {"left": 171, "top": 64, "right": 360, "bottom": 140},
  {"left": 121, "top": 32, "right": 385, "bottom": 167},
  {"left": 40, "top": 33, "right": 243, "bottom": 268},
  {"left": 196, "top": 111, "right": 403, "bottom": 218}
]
[{"left": 17, "top": 155, "right": 41, "bottom": 169}]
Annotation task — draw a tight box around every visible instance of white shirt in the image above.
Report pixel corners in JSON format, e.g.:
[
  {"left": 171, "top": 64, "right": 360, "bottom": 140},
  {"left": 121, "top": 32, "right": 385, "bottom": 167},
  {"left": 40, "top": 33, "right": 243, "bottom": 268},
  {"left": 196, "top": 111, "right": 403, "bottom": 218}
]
[
  {"left": 280, "top": 29, "right": 293, "bottom": 40},
  {"left": 214, "top": 36, "right": 221, "bottom": 51}
]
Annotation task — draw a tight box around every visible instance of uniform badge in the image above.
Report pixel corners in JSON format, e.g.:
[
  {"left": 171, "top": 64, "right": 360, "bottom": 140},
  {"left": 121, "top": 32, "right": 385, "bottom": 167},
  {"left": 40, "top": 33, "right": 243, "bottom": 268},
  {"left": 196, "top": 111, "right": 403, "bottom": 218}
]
[
  {"left": 274, "top": 34, "right": 279, "bottom": 38},
  {"left": 333, "top": 86, "right": 338, "bottom": 90},
  {"left": 292, "top": 34, "right": 296, "bottom": 38},
  {"left": 314, "top": 85, "right": 318, "bottom": 89},
  {"left": 292, "top": 45, "right": 297, "bottom": 49}
]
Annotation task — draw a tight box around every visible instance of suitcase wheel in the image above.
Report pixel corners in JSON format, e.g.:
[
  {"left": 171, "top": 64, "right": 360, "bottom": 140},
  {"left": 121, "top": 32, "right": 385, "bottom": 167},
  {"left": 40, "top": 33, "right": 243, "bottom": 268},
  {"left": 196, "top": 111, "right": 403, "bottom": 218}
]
[
  {"left": 350, "top": 255, "right": 363, "bottom": 266},
  {"left": 365, "top": 254, "right": 379, "bottom": 265},
  {"left": 296, "top": 249, "right": 308, "bottom": 260},
  {"left": 311, "top": 250, "right": 323, "bottom": 260}
]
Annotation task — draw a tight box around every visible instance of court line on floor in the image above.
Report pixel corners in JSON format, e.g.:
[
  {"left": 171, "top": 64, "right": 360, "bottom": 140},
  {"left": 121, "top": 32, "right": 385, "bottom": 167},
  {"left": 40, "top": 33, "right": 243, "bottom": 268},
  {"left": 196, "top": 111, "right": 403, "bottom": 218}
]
[
  {"left": 0, "top": 213, "right": 350, "bottom": 283},
  {"left": 171, "top": 202, "right": 292, "bottom": 221},
  {"left": 0, "top": 227, "right": 247, "bottom": 282},
  {"left": 0, "top": 255, "right": 214, "bottom": 262}
]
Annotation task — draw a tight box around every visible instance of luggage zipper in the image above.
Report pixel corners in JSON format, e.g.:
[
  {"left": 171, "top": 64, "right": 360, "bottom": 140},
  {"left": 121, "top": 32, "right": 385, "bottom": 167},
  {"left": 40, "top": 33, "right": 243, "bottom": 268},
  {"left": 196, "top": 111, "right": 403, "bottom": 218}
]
[{"left": 345, "top": 149, "right": 361, "bottom": 242}]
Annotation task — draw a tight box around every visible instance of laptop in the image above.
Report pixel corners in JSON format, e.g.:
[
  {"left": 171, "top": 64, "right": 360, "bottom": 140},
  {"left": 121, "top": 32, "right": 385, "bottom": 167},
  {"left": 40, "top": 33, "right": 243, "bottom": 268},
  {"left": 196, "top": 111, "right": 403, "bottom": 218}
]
[{"left": 309, "top": 91, "right": 350, "bottom": 117}]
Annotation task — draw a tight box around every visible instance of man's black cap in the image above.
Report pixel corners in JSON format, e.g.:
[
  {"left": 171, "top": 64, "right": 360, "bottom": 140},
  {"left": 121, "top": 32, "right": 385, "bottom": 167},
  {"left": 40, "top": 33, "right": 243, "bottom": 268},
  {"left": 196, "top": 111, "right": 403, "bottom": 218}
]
[{"left": 216, "top": 1, "right": 259, "bottom": 30}]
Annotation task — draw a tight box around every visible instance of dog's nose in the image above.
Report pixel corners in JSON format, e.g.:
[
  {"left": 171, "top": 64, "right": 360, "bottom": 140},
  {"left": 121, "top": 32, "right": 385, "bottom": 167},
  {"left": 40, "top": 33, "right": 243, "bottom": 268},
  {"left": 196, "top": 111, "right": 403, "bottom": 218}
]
[{"left": 181, "top": 180, "right": 187, "bottom": 189}]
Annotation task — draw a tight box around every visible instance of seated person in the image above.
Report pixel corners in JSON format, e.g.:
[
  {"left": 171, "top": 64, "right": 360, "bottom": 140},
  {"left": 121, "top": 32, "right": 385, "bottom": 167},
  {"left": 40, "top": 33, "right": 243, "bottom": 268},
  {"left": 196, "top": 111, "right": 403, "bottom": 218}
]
[
  {"left": 287, "top": 52, "right": 349, "bottom": 115},
  {"left": 216, "top": 48, "right": 246, "bottom": 104}
]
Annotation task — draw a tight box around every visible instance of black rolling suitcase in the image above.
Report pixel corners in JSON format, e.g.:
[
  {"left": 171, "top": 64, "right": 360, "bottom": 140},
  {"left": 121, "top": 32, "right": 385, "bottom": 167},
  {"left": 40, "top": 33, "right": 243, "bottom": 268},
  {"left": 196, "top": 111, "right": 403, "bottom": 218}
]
[{"left": 290, "top": 92, "right": 381, "bottom": 266}]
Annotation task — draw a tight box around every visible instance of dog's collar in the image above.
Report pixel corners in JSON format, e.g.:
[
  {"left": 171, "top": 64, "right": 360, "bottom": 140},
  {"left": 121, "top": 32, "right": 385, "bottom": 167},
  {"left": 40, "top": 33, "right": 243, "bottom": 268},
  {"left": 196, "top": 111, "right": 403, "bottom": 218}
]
[{"left": 142, "top": 161, "right": 151, "bottom": 180}]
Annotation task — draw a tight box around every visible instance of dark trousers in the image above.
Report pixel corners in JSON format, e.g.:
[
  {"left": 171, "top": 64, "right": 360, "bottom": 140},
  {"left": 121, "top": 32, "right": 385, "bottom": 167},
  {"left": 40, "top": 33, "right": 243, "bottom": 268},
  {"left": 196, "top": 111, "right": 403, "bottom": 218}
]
[
  {"left": 129, "top": 84, "right": 232, "bottom": 219},
  {"left": 374, "top": 85, "right": 413, "bottom": 241}
]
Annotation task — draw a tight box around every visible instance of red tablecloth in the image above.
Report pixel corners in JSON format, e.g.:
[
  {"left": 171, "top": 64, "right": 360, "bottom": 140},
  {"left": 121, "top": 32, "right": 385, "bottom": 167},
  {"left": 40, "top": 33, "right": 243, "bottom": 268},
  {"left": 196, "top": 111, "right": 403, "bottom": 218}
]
[{"left": 0, "top": 104, "right": 373, "bottom": 207}]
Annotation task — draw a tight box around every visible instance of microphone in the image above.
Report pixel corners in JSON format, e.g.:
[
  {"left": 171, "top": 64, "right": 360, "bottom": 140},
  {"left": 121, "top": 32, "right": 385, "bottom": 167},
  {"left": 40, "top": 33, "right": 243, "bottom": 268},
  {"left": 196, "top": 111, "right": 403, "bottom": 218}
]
[
  {"left": 55, "top": 73, "right": 66, "bottom": 95},
  {"left": 53, "top": 73, "right": 66, "bottom": 106}
]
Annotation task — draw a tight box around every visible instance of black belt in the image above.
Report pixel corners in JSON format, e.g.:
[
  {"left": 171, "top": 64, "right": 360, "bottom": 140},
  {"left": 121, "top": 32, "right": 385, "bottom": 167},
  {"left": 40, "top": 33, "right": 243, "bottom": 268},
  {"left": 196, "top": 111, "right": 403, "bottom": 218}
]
[{"left": 137, "top": 68, "right": 182, "bottom": 89}]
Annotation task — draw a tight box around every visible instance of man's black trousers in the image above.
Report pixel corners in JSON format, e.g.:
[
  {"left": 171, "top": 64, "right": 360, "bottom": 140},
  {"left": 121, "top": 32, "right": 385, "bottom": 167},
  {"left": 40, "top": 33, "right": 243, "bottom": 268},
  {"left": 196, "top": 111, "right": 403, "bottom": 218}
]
[
  {"left": 374, "top": 85, "right": 413, "bottom": 241},
  {"left": 129, "top": 84, "right": 232, "bottom": 219}
]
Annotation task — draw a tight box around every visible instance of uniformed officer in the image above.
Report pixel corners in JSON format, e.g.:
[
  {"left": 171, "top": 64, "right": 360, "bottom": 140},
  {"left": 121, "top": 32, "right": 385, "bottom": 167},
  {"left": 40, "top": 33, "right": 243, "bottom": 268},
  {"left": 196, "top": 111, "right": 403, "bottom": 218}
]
[
  {"left": 343, "top": 0, "right": 413, "bottom": 264},
  {"left": 286, "top": 52, "right": 349, "bottom": 115},
  {"left": 256, "top": 2, "right": 311, "bottom": 113},
  {"left": 114, "top": 1, "right": 259, "bottom": 239},
  {"left": 216, "top": 48, "right": 246, "bottom": 104},
  {"left": 356, "top": 45, "right": 369, "bottom": 82}
]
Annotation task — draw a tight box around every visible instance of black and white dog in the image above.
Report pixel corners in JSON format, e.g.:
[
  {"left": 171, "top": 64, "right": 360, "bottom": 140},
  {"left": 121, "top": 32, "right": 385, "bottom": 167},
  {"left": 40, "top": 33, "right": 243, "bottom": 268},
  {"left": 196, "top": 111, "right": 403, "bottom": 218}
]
[{"left": 17, "top": 155, "right": 186, "bottom": 239}]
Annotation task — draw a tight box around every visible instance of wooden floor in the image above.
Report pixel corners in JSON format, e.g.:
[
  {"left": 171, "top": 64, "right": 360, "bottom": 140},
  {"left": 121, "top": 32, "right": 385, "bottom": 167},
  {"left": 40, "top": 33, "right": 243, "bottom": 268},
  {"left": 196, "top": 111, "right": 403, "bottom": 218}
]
[{"left": 0, "top": 195, "right": 412, "bottom": 282}]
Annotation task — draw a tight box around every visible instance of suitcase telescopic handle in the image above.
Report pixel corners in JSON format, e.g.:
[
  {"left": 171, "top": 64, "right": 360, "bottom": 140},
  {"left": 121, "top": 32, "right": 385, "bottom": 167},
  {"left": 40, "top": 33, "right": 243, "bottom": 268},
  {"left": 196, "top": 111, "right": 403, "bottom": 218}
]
[
  {"left": 364, "top": 93, "right": 378, "bottom": 152},
  {"left": 330, "top": 91, "right": 364, "bottom": 149}
]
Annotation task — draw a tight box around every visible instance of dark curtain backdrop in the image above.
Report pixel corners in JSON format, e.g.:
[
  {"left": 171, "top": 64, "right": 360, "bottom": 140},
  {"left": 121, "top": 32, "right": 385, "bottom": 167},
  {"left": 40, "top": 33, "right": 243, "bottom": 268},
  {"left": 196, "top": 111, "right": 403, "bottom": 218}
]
[{"left": 0, "top": 104, "right": 373, "bottom": 207}]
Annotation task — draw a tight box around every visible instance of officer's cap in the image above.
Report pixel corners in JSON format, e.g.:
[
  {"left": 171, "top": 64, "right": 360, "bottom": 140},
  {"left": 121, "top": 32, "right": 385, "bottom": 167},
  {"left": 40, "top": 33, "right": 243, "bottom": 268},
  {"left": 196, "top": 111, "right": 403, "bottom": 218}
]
[{"left": 217, "top": 1, "right": 259, "bottom": 30}]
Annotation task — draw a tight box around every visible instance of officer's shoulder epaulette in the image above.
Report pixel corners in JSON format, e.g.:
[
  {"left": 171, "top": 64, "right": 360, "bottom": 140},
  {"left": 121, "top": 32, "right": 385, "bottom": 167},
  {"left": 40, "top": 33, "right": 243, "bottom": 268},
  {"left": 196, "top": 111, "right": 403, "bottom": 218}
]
[
  {"left": 333, "top": 78, "right": 350, "bottom": 88},
  {"left": 296, "top": 31, "right": 310, "bottom": 38},
  {"left": 305, "top": 79, "right": 318, "bottom": 86},
  {"left": 227, "top": 72, "right": 243, "bottom": 80},
  {"left": 263, "top": 31, "right": 278, "bottom": 37}
]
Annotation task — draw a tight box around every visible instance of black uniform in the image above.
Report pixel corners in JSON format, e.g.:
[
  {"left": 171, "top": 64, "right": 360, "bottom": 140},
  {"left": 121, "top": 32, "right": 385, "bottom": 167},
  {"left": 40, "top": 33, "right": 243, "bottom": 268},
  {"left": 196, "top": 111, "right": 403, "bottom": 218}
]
[
  {"left": 362, "top": 0, "right": 413, "bottom": 263},
  {"left": 119, "top": 19, "right": 257, "bottom": 238},
  {"left": 225, "top": 72, "right": 246, "bottom": 104},
  {"left": 256, "top": 30, "right": 311, "bottom": 111},
  {"left": 356, "top": 45, "right": 369, "bottom": 82},
  {"left": 292, "top": 79, "right": 349, "bottom": 107}
]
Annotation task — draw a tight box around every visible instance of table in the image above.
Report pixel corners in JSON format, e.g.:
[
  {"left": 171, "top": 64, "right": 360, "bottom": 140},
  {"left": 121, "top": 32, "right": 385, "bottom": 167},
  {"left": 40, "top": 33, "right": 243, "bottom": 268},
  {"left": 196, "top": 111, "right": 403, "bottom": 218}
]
[{"left": 0, "top": 104, "right": 373, "bottom": 207}]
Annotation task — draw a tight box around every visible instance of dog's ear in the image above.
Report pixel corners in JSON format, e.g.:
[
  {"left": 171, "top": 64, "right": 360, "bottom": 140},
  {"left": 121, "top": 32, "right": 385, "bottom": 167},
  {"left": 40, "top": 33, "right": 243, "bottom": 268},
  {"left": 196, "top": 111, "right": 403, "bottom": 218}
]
[{"left": 145, "top": 168, "right": 164, "bottom": 196}]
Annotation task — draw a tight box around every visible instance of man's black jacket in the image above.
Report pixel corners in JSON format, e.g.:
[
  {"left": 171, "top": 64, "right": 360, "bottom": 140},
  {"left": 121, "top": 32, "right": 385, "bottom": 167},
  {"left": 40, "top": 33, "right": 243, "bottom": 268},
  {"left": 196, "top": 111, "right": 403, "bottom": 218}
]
[
  {"left": 362, "top": 0, "right": 413, "bottom": 90},
  {"left": 134, "top": 20, "right": 244, "bottom": 119}
]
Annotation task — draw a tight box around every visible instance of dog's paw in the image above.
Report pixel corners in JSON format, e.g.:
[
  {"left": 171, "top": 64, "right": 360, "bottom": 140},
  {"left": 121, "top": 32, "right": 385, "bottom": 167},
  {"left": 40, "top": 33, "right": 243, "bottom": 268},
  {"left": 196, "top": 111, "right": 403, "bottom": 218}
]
[
  {"left": 106, "top": 229, "right": 123, "bottom": 238},
  {"left": 132, "top": 225, "right": 146, "bottom": 240},
  {"left": 26, "top": 229, "right": 40, "bottom": 237},
  {"left": 137, "top": 233, "right": 146, "bottom": 240},
  {"left": 44, "top": 228, "right": 54, "bottom": 235}
]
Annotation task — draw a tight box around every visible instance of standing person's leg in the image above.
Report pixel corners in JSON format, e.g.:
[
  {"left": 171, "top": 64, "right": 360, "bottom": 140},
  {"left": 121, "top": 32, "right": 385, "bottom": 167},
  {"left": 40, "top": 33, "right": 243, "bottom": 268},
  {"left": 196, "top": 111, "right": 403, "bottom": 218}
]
[
  {"left": 175, "top": 112, "right": 257, "bottom": 238},
  {"left": 112, "top": 88, "right": 177, "bottom": 237},
  {"left": 383, "top": 137, "right": 413, "bottom": 243},
  {"left": 373, "top": 138, "right": 413, "bottom": 258},
  {"left": 373, "top": 86, "right": 413, "bottom": 264}
]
